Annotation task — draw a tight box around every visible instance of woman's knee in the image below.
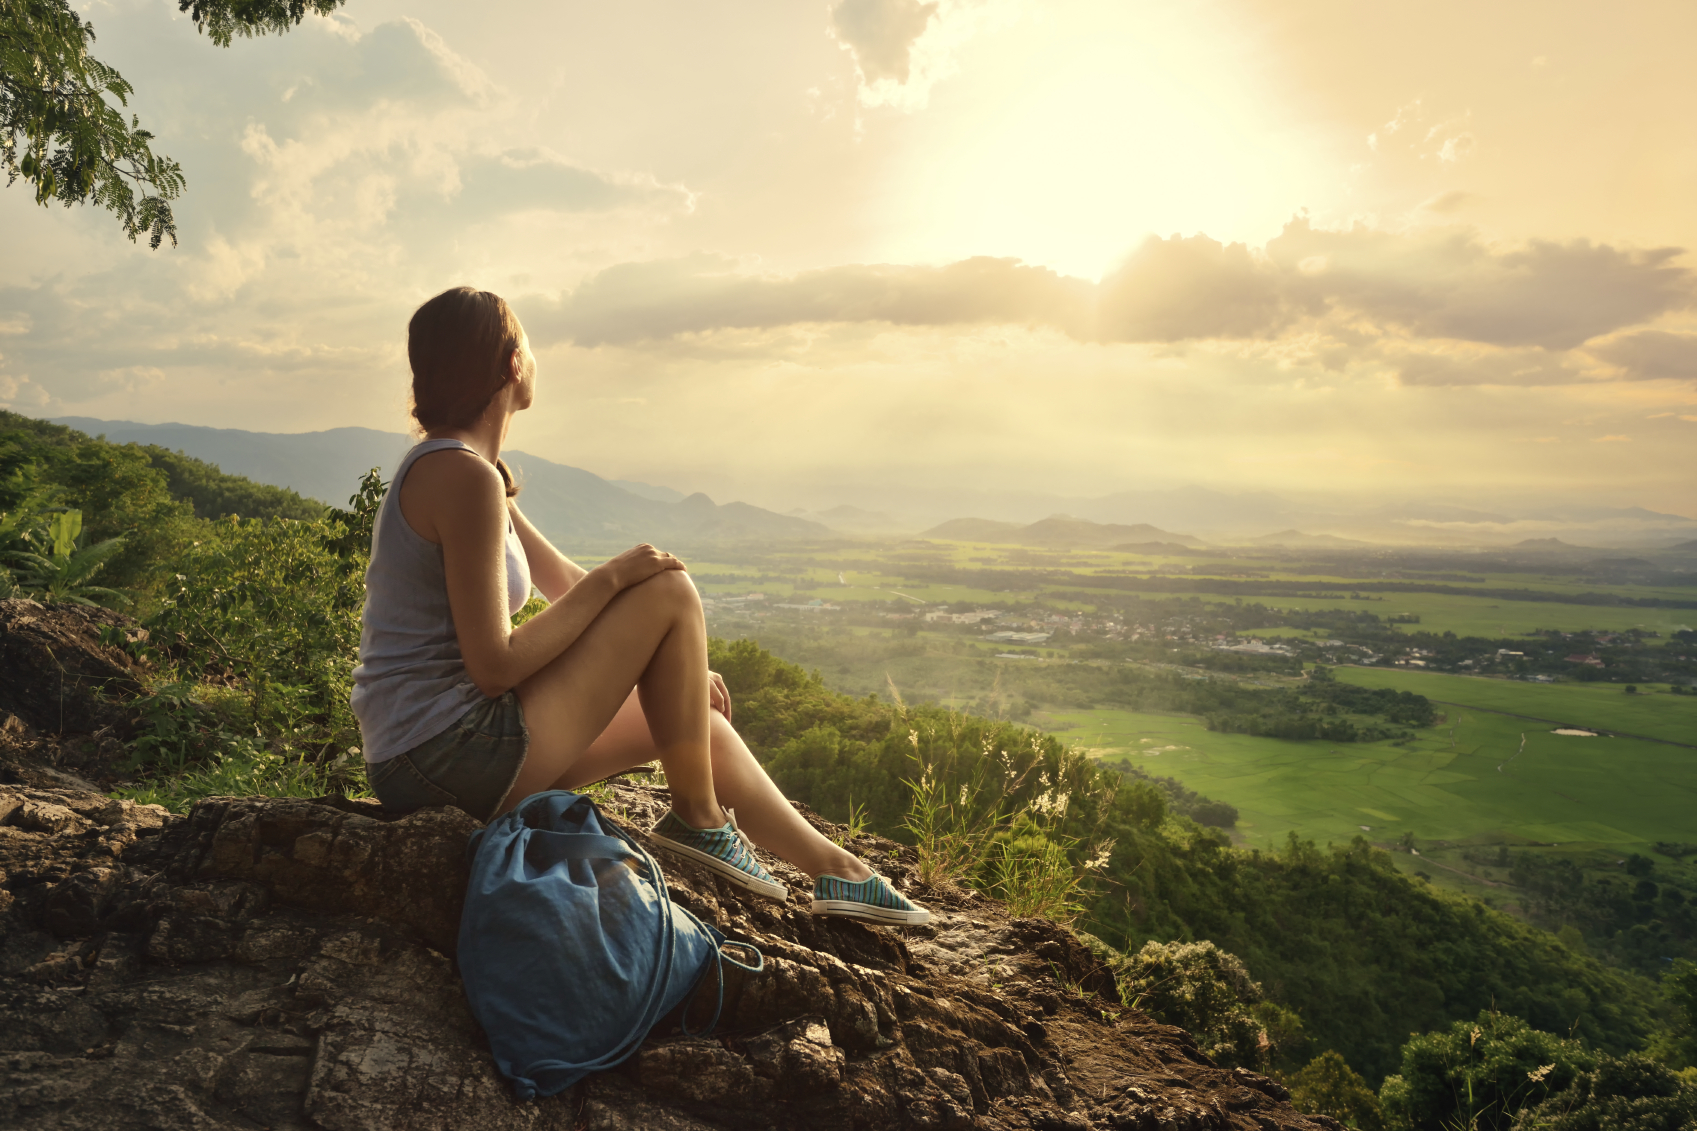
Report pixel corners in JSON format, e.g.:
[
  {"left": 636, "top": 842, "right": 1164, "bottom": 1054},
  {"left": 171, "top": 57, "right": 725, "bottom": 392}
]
[{"left": 631, "top": 568, "right": 702, "bottom": 616}]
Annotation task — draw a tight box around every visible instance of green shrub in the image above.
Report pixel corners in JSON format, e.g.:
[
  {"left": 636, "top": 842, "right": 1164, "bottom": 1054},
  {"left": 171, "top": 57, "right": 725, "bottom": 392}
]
[
  {"left": 1115, "top": 939, "right": 1274, "bottom": 1069},
  {"left": 1509, "top": 1053, "right": 1697, "bottom": 1131},
  {"left": 1379, "top": 1011, "right": 1592, "bottom": 1131},
  {"left": 1285, "top": 1050, "right": 1385, "bottom": 1130},
  {"left": 1647, "top": 960, "right": 1697, "bottom": 1072}
]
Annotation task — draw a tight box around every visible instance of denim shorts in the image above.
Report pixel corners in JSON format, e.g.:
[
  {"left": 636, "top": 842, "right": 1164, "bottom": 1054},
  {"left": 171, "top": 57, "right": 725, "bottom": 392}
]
[{"left": 366, "top": 691, "right": 529, "bottom": 824}]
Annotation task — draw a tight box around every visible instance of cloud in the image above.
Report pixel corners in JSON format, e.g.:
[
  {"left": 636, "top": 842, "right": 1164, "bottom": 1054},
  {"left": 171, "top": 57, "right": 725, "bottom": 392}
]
[
  {"left": 278, "top": 17, "right": 495, "bottom": 112},
  {"left": 420, "top": 150, "right": 691, "bottom": 224},
  {"left": 1097, "top": 235, "right": 1295, "bottom": 342},
  {"left": 830, "top": 0, "right": 938, "bottom": 84},
  {"left": 535, "top": 220, "right": 1692, "bottom": 366},
  {"left": 527, "top": 254, "right": 1092, "bottom": 346},
  {"left": 1268, "top": 220, "right": 1691, "bottom": 349},
  {"left": 1419, "top": 191, "right": 1477, "bottom": 214},
  {"left": 1367, "top": 99, "right": 1476, "bottom": 165},
  {"left": 1586, "top": 330, "right": 1697, "bottom": 380},
  {"left": 829, "top": 0, "right": 1011, "bottom": 111},
  {"left": 0, "top": 370, "right": 49, "bottom": 410},
  {"left": 0, "top": 11, "right": 696, "bottom": 419},
  {"left": 1393, "top": 347, "right": 1587, "bottom": 387}
]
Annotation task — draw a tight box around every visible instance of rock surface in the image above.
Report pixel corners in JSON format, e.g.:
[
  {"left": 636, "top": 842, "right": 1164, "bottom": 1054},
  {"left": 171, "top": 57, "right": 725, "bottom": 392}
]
[
  {"left": 0, "top": 599, "right": 147, "bottom": 791},
  {"left": 0, "top": 777, "right": 1343, "bottom": 1131}
]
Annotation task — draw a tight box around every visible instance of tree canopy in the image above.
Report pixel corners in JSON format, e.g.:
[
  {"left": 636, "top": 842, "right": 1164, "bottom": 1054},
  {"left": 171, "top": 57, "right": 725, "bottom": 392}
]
[{"left": 1, "top": 0, "right": 345, "bottom": 246}]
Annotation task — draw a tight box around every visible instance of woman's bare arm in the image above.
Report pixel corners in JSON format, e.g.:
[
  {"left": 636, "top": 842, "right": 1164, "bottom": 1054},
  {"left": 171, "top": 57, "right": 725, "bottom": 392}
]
[
  {"left": 508, "top": 502, "right": 584, "bottom": 602},
  {"left": 401, "top": 449, "right": 682, "bottom": 697}
]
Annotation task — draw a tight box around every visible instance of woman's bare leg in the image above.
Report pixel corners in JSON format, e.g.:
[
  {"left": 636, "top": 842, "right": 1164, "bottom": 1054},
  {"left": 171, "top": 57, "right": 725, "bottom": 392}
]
[
  {"left": 502, "top": 569, "right": 721, "bottom": 827},
  {"left": 561, "top": 693, "right": 872, "bottom": 881}
]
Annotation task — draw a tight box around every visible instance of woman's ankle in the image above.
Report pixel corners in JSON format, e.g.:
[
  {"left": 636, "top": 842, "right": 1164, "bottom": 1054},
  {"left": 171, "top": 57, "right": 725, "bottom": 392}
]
[
  {"left": 670, "top": 798, "right": 727, "bottom": 830},
  {"left": 817, "top": 851, "right": 872, "bottom": 883}
]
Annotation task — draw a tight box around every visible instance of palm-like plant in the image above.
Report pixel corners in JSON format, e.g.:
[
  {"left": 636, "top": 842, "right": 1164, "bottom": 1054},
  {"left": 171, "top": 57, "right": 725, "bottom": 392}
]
[{"left": 5, "top": 509, "right": 128, "bottom": 607}]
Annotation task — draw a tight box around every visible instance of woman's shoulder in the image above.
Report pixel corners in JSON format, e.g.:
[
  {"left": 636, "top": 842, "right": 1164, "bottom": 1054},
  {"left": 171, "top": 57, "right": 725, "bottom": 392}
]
[
  {"left": 408, "top": 444, "right": 502, "bottom": 490},
  {"left": 398, "top": 445, "right": 506, "bottom": 543}
]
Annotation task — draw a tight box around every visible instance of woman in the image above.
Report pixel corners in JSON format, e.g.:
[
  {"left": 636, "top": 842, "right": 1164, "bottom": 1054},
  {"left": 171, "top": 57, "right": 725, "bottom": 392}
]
[{"left": 351, "top": 286, "right": 927, "bottom": 926}]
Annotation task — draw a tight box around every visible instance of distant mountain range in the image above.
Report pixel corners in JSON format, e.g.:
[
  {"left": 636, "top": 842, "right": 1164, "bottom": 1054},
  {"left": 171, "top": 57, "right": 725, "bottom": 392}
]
[
  {"left": 823, "top": 482, "right": 1697, "bottom": 549},
  {"left": 53, "top": 418, "right": 823, "bottom": 548},
  {"left": 51, "top": 417, "right": 1697, "bottom": 551},
  {"left": 920, "top": 516, "right": 1208, "bottom": 549}
]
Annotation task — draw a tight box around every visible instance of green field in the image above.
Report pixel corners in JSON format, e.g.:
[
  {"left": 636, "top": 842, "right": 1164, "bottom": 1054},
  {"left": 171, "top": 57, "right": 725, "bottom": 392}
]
[
  {"left": 1050, "top": 704, "right": 1695, "bottom": 867},
  {"left": 1332, "top": 666, "right": 1697, "bottom": 746},
  {"left": 1045, "top": 664, "right": 1697, "bottom": 896},
  {"left": 1205, "top": 589, "right": 1693, "bottom": 638},
  {"left": 684, "top": 544, "right": 1697, "bottom": 639}
]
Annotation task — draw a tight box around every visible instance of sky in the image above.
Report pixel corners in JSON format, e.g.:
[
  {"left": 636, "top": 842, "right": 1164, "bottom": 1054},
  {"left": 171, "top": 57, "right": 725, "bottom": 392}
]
[{"left": 3, "top": 0, "right": 1695, "bottom": 520}]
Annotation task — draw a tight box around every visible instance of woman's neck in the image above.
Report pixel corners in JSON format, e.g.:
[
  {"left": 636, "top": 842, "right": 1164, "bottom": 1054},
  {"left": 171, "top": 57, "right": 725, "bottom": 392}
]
[{"left": 427, "top": 407, "right": 510, "bottom": 466}]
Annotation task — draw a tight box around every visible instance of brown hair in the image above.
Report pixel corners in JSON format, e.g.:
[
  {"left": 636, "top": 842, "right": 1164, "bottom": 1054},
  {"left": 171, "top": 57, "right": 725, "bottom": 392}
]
[{"left": 408, "top": 286, "right": 523, "bottom": 497}]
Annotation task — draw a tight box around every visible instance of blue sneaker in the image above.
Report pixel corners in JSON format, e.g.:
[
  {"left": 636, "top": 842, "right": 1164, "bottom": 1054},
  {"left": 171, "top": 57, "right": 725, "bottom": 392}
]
[
  {"left": 649, "top": 808, "right": 788, "bottom": 901},
  {"left": 811, "top": 873, "right": 931, "bottom": 926}
]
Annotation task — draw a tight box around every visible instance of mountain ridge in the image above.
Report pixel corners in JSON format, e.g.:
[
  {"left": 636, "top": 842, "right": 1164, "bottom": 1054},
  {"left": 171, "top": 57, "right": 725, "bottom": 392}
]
[{"left": 49, "top": 417, "right": 823, "bottom": 547}]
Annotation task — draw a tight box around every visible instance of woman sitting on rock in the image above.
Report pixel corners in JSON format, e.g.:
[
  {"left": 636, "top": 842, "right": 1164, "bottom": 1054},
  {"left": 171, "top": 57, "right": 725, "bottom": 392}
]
[{"left": 350, "top": 286, "right": 928, "bottom": 926}]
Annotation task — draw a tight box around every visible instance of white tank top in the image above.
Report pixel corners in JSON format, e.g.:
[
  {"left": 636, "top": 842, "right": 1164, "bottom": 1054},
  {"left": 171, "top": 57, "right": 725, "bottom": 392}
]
[{"left": 351, "top": 439, "right": 533, "bottom": 763}]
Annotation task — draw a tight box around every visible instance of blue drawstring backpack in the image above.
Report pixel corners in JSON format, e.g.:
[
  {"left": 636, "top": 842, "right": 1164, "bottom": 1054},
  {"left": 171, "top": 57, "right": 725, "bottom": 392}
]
[{"left": 458, "top": 790, "right": 763, "bottom": 1099}]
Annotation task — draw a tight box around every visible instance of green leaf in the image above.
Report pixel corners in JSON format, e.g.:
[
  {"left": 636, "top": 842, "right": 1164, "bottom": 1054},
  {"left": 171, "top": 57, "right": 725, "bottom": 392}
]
[{"left": 4, "top": 0, "right": 347, "bottom": 243}]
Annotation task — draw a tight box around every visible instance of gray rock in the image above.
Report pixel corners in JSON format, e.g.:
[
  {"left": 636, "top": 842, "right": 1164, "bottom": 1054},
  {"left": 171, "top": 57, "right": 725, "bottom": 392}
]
[{"left": 0, "top": 781, "right": 1344, "bottom": 1130}]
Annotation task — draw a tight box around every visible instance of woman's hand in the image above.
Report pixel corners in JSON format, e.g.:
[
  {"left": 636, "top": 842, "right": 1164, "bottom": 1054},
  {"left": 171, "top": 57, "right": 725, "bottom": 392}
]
[
  {"left": 708, "top": 670, "right": 732, "bottom": 721},
  {"left": 595, "top": 544, "right": 686, "bottom": 591}
]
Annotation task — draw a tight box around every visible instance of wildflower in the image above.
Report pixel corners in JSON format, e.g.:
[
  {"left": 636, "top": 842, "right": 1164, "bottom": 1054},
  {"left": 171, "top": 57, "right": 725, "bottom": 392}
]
[
  {"left": 1527, "top": 1064, "right": 1554, "bottom": 1083},
  {"left": 958, "top": 784, "right": 970, "bottom": 808},
  {"left": 1085, "top": 839, "right": 1117, "bottom": 871}
]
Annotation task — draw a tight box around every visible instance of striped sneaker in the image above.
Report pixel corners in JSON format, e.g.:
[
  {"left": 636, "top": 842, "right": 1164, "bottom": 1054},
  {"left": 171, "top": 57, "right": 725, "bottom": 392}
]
[
  {"left": 811, "top": 873, "right": 931, "bottom": 926},
  {"left": 649, "top": 808, "right": 788, "bottom": 901}
]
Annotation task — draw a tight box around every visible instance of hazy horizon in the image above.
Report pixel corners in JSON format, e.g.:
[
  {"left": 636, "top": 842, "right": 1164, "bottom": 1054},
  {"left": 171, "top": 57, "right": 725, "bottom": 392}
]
[
  {"left": 42, "top": 413, "right": 1697, "bottom": 549},
  {"left": 4, "top": 1, "right": 1694, "bottom": 519}
]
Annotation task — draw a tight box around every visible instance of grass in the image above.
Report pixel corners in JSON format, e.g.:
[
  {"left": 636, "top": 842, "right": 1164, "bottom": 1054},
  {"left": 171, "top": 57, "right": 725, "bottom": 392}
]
[
  {"left": 1331, "top": 666, "right": 1697, "bottom": 746},
  {"left": 114, "top": 747, "right": 368, "bottom": 813},
  {"left": 1044, "top": 704, "right": 1697, "bottom": 900}
]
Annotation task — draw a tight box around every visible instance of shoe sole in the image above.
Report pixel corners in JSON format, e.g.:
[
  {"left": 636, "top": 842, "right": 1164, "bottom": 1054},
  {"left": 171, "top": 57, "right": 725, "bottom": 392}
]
[
  {"left": 649, "top": 835, "right": 789, "bottom": 901},
  {"left": 811, "top": 899, "right": 931, "bottom": 926}
]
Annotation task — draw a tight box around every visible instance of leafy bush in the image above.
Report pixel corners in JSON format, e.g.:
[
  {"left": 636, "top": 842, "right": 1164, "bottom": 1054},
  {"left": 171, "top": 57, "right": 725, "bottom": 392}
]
[
  {"left": 1647, "top": 960, "right": 1697, "bottom": 1072},
  {"left": 1379, "top": 1011, "right": 1593, "bottom": 1131},
  {"left": 3, "top": 509, "right": 128, "bottom": 606},
  {"left": 1285, "top": 1050, "right": 1385, "bottom": 1131},
  {"left": 1113, "top": 939, "right": 1275, "bottom": 1069},
  {"left": 1509, "top": 1053, "right": 1697, "bottom": 1131},
  {"left": 150, "top": 514, "right": 363, "bottom": 720}
]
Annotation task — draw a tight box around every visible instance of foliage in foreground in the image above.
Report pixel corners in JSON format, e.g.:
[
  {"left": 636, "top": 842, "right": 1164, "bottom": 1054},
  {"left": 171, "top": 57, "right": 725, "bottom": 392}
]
[
  {"left": 1108, "top": 939, "right": 1293, "bottom": 1071},
  {"left": 1284, "top": 1050, "right": 1385, "bottom": 1131},
  {"left": 1508, "top": 1053, "right": 1697, "bottom": 1131},
  {"left": 1378, "top": 1011, "right": 1594, "bottom": 1131}
]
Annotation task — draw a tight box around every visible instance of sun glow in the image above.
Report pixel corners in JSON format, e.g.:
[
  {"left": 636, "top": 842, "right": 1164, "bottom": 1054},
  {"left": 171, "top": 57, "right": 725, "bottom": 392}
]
[{"left": 869, "top": 0, "right": 1330, "bottom": 279}]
